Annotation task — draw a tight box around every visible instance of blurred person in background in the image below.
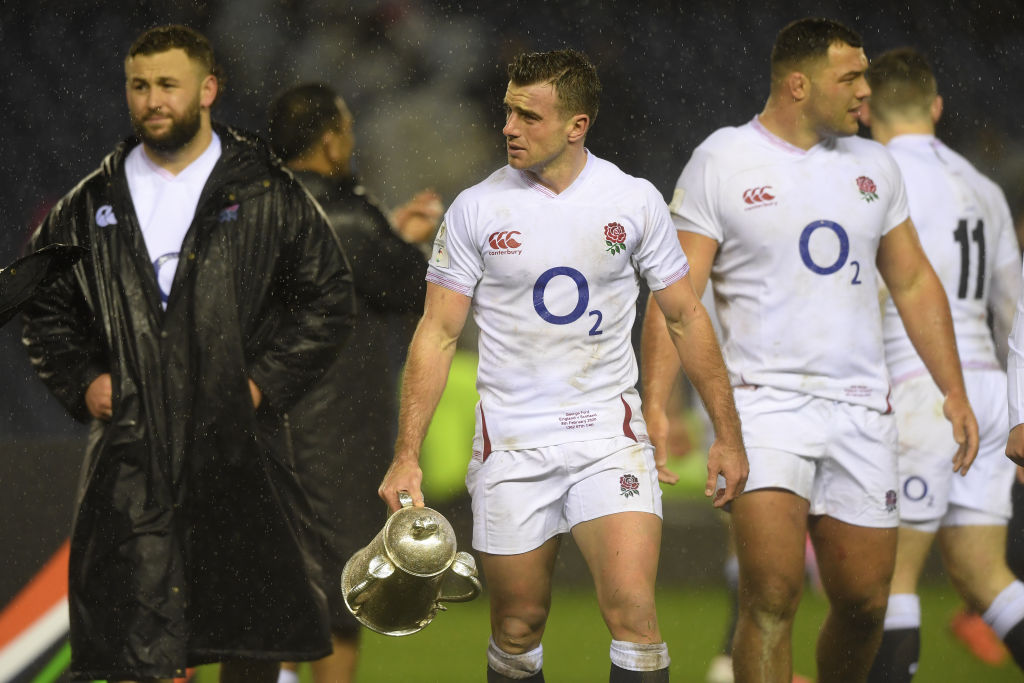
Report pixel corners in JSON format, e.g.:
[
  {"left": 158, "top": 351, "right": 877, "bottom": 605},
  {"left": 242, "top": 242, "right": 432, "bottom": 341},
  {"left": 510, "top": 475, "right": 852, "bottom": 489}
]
[{"left": 267, "top": 82, "right": 440, "bottom": 683}]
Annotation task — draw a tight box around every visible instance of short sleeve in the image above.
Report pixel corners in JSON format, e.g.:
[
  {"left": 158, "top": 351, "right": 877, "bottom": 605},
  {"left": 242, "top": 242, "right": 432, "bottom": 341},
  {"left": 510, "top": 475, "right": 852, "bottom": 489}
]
[
  {"left": 633, "top": 183, "right": 689, "bottom": 291},
  {"left": 880, "top": 149, "right": 911, "bottom": 235},
  {"left": 425, "top": 196, "right": 482, "bottom": 297},
  {"left": 667, "top": 146, "right": 723, "bottom": 242}
]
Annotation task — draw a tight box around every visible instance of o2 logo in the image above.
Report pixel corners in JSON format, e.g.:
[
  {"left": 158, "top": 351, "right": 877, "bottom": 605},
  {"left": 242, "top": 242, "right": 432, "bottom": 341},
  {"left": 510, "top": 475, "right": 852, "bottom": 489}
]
[
  {"left": 798, "top": 220, "right": 861, "bottom": 284},
  {"left": 533, "top": 266, "right": 603, "bottom": 335}
]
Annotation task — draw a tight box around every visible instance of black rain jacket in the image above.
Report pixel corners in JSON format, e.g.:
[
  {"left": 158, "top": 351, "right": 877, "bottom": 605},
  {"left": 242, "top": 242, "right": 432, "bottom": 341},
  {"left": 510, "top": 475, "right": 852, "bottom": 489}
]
[
  {"left": 21, "top": 125, "right": 354, "bottom": 680},
  {"left": 286, "top": 171, "right": 426, "bottom": 629}
]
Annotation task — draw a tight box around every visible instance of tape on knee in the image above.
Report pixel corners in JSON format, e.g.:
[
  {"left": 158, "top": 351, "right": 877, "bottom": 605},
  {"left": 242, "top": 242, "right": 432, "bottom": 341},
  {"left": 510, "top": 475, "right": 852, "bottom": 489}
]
[
  {"left": 488, "top": 637, "right": 543, "bottom": 678},
  {"left": 609, "top": 640, "right": 670, "bottom": 671}
]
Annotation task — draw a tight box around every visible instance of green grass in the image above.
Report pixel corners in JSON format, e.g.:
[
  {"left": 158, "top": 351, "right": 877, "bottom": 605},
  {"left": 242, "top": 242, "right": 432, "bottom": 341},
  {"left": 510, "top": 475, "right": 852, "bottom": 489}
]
[{"left": 191, "top": 583, "right": 1020, "bottom": 681}]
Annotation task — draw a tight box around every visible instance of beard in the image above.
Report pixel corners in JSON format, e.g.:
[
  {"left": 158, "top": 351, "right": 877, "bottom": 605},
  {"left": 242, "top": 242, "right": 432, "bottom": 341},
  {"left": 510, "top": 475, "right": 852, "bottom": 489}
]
[{"left": 131, "top": 100, "right": 202, "bottom": 153}]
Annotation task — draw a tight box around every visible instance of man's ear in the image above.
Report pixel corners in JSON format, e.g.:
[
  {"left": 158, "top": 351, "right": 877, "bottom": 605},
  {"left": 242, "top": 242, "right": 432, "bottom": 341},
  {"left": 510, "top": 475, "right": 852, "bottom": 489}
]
[
  {"left": 567, "top": 113, "right": 590, "bottom": 143},
  {"left": 931, "top": 94, "right": 943, "bottom": 125},
  {"left": 787, "top": 71, "right": 811, "bottom": 102},
  {"left": 200, "top": 74, "right": 218, "bottom": 109}
]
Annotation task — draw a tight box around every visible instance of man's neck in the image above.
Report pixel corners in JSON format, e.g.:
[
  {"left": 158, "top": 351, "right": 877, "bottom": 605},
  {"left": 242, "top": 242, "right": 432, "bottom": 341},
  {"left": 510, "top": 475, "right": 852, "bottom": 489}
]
[
  {"left": 757, "top": 96, "right": 831, "bottom": 151},
  {"left": 871, "top": 119, "right": 934, "bottom": 146},
  {"left": 142, "top": 122, "right": 214, "bottom": 176},
  {"left": 526, "top": 146, "right": 587, "bottom": 195}
]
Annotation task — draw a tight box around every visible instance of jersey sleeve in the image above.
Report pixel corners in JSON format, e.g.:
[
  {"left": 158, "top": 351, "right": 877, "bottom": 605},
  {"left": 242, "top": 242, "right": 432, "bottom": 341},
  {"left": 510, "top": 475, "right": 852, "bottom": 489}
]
[
  {"left": 633, "top": 183, "right": 690, "bottom": 291},
  {"left": 880, "top": 148, "right": 911, "bottom": 235},
  {"left": 425, "top": 195, "right": 482, "bottom": 297},
  {"left": 668, "top": 146, "right": 723, "bottom": 242}
]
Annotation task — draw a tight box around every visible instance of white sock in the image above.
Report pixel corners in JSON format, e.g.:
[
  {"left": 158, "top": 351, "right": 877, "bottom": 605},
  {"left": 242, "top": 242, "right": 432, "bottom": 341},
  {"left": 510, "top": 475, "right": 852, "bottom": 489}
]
[
  {"left": 609, "top": 640, "right": 670, "bottom": 671},
  {"left": 983, "top": 580, "right": 1024, "bottom": 639},
  {"left": 883, "top": 593, "right": 921, "bottom": 630},
  {"left": 277, "top": 669, "right": 300, "bottom": 683},
  {"left": 488, "top": 637, "right": 543, "bottom": 679}
]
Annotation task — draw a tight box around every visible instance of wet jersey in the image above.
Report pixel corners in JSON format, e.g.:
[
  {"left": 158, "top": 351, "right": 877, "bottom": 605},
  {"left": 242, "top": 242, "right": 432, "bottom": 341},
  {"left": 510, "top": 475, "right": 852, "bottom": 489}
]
[
  {"left": 670, "top": 117, "right": 909, "bottom": 413},
  {"left": 881, "top": 134, "right": 1020, "bottom": 382},
  {"left": 427, "top": 151, "right": 689, "bottom": 454}
]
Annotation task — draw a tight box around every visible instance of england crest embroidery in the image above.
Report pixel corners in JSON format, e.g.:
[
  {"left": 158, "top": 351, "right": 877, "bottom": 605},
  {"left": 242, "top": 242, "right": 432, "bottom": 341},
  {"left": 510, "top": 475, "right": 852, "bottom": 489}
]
[{"left": 620, "top": 473, "right": 640, "bottom": 498}]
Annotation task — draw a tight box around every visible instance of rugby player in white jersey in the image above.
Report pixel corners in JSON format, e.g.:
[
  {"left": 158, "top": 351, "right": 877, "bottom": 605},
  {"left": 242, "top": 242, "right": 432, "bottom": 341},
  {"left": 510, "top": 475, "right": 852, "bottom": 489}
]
[
  {"left": 858, "top": 48, "right": 1024, "bottom": 681},
  {"left": 378, "top": 49, "right": 747, "bottom": 682},
  {"left": 642, "top": 19, "right": 979, "bottom": 683}
]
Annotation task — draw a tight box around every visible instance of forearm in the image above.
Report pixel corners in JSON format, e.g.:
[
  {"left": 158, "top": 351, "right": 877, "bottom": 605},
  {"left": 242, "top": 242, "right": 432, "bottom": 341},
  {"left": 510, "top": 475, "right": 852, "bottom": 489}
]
[
  {"left": 667, "top": 304, "right": 742, "bottom": 446},
  {"left": 895, "top": 269, "right": 966, "bottom": 397},
  {"left": 640, "top": 294, "right": 682, "bottom": 414},
  {"left": 393, "top": 317, "right": 459, "bottom": 463}
]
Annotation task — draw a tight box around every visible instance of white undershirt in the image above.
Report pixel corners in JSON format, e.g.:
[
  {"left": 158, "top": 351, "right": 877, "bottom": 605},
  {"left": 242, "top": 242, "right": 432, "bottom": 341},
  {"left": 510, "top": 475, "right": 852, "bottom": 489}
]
[{"left": 125, "top": 133, "right": 222, "bottom": 306}]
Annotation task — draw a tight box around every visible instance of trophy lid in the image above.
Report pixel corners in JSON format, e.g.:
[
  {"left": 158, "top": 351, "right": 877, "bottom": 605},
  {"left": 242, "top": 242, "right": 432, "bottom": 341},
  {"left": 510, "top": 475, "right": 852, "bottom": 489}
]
[{"left": 383, "top": 499, "right": 457, "bottom": 577}]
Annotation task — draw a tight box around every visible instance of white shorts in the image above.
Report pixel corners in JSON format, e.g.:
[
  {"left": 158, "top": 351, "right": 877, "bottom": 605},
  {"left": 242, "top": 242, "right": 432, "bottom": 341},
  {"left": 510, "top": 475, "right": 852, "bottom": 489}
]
[
  {"left": 465, "top": 435, "right": 662, "bottom": 554},
  {"left": 735, "top": 386, "right": 899, "bottom": 528},
  {"left": 895, "top": 369, "right": 1015, "bottom": 527}
]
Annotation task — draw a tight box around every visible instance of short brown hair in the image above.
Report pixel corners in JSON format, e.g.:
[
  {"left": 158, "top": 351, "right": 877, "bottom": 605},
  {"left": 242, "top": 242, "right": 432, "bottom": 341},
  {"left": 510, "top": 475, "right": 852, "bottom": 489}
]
[
  {"left": 771, "top": 18, "right": 863, "bottom": 81},
  {"left": 507, "top": 49, "right": 601, "bottom": 124},
  {"left": 865, "top": 47, "right": 937, "bottom": 123},
  {"left": 127, "top": 25, "right": 219, "bottom": 79}
]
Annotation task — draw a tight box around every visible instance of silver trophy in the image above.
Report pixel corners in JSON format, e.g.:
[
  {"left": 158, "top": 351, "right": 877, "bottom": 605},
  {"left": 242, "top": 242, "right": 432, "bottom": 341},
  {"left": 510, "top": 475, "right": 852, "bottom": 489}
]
[{"left": 341, "top": 492, "right": 482, "bottom": 636}]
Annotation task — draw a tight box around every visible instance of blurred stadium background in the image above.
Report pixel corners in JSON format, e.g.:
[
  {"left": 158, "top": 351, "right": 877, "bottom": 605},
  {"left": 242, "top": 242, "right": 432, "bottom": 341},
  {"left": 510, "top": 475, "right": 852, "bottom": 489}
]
[{"left": 2, "top": 1, "right": 1023, "bottom": 680}]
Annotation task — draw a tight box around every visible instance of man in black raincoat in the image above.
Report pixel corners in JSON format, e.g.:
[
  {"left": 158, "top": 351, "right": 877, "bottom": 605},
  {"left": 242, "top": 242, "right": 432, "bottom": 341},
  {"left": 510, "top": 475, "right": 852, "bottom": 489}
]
[
  {"left": 266, "top": 82, "right": 436, "bottom": 683},
  {"left": 21, "top": 25, "right": 353, "bottom": 683}
]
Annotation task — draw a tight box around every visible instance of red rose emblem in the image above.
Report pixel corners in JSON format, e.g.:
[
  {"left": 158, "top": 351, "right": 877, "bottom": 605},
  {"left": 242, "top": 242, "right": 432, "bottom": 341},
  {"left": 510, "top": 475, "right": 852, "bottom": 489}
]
[
  {"left": 604, "top": 222, "right": 627, "bottom": 255},
  {"left": 619, "top": 473, "right": 640, "bottom": 498},
  {"left": 856, "top": 176, "right": 879, "bottom": 202}
]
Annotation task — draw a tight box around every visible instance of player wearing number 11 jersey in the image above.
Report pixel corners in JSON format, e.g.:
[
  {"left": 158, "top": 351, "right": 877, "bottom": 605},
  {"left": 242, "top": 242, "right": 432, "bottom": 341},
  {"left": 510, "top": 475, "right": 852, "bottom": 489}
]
[
  {"left": 380, "top": 49, "right": 746, "bottom": 683},
  {"left": 863, "top": 48, "right": 1024, "bottom": 681},
  {"left": 642, "top": 19, "right": 978, "bottom": 683}
]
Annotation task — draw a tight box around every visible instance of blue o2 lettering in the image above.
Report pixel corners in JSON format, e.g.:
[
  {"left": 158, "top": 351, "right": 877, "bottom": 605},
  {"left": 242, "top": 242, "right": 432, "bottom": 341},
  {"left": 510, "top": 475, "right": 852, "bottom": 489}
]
[
  {"left": 799, "top": 220, "right": 849, "bottom": 276},
  {"left": 533, "top": 266, "right": 603, "bottom": 335}
]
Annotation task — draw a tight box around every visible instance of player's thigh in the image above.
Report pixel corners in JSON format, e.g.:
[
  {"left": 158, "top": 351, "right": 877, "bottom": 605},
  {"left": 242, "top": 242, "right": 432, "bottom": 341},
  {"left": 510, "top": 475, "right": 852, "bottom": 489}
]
[
  {"left": 466, "top": 446, "right": 570, "bottom": 555},
  {"left": 812, "top": 401, "right": 900, "bottom": 528},
  {"left": 810, "top": 515, "right": 896, "bottom": 606},
  {"left": 732, "top": 487, "right": 811, "bottom": 609},
  {"left": 480, "top": 536, "right": 561, "bottom": 638},
  {"left": 572, "top": 510, "right": 662, "bottom": 608},
  {"left": 889, "top": 525, "right": 937, "bottom": 594},
  {"left": 733, "top": 387, "right": 825, "bottom": 498},
  {"left": 948, "top": 369, "right": 1016, "bottom": 518},
  {"left": 892, "top": 374, "right": 955, "bottom": 523},
  {"left": 938, "top": 522, "right": 1016, "bottom": 608}
]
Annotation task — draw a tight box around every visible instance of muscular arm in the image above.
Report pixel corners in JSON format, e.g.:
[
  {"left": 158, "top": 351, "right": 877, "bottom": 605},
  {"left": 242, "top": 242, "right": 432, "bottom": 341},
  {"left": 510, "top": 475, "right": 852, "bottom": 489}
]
[
  {"left": 878, "top": 218, "right": 979, "bottom": 473},
  {"left": 643, "top": 232, "right": 746, "bottom": 505},
  {"left": 378, "top": 282, "right": 471, "bottom": 510}
]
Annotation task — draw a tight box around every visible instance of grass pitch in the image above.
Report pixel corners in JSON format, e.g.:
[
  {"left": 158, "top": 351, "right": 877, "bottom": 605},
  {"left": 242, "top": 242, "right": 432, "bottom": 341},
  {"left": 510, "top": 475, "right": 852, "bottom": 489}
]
[{"left": 192, "top": 583, "right": 1019, "bottom": 681}]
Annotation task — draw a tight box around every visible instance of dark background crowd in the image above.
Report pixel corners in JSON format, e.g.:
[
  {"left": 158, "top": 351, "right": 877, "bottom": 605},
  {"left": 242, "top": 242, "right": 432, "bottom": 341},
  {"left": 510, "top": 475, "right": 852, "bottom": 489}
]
[{"left": 2, "top": 0, "right": 1023, "bottom": 436}]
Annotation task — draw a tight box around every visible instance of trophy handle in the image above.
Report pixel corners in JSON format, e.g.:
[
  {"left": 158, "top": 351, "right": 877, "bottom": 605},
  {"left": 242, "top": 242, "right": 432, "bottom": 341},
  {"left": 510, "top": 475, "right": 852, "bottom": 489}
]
[
  {"left": 345, "top": 575, "right": 377, "bottom": 612},
  {"left": 438, "top": 551, "right": 483, "bottom": 603}
]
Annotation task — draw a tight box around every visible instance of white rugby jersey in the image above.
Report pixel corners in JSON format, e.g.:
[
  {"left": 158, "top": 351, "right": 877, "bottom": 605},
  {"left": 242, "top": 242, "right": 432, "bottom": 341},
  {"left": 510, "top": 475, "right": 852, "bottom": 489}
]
[
  {"left": 671, "top": 117, "right": 909, "bottom": 412},
  {"left": 881, "top": 135, "right": 1020, "bottom": 383},
  {"left": 427, "top": 151, "right": 689, "bottom": 454}
]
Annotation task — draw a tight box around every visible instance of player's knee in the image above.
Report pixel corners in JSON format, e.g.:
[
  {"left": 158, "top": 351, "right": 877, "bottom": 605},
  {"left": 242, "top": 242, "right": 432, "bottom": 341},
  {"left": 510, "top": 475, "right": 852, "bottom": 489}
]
[
  {"left": 741, "top": 574, "right": 803, "bottom": 621},
  {"left": 493, "top": 609, "right": 548, "bottom": 654},
  {"left": 833, "top": 588, "right": 890, "bottom": 629},
  {"left": 600, "top": 597, "right": 659, "bottom": 641}
]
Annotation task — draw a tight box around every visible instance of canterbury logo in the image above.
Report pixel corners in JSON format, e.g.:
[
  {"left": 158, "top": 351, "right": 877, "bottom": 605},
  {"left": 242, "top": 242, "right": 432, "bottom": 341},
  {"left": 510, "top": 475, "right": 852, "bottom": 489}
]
[
  {"left": 743, "top": 186, "right": 775, "bottom": 204},
  {"left": 488, "top": 231, "right": 522, "bottom": 249},
  {"left": 95, "top": 205, "right": 117, "bottom": 227}
]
